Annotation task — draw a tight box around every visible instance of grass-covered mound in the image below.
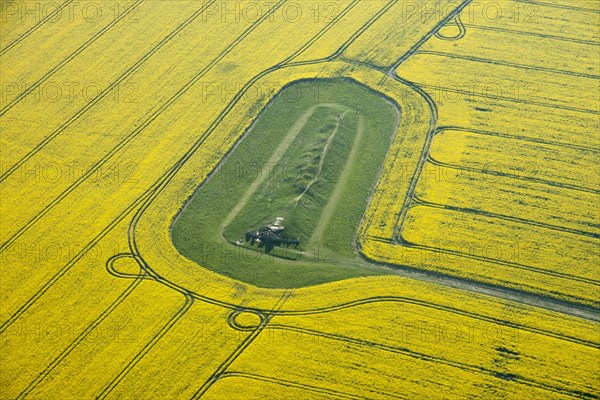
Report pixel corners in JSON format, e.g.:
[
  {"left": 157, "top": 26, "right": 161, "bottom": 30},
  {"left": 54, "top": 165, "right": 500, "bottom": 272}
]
[{"left": 171, "top": 78, "right": 399, "bottom": 287}]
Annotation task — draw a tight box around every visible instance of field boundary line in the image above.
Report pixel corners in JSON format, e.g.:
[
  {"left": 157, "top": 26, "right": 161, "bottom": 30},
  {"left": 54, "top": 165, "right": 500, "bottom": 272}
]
[
  {"left": 268, "top": 324, "right": 599, "bottom": 399},
  {"left": 0, "top": 188, "right": 153, "bottom": 334},
  {"left": 463, "top": 24, "right": 600, "bottom": 46},
  {"left": 0, "top": 0, "right": 218, "bottom": 183},
  {"left": 515, "top": 0, "right": 600, "bottom": 13},
  {"left": 275, "top": 295, "right": 599, "bottom": 347},
  {"left": 427, "top": 155, "right": 599, "bottom": 195},
  {"left": 96, "top": 292, "right": 194, "bottom": 399},
  {"left": 190, "top": 291, "right": 292, "bottom": 399},
  {"left": 0, "top": 0, "right": 73, "bottom": 56},
  {"left": 416, "top": 82, "right": 599, "bottom": 115},
  {"left": 219, "top": 372, "right": 363, "bottom": 400},
  {"left": 0, "top": 0, "right": 143, "bottom": 116},
  {"left": 411, "top": 194, "right": 600, "bottom": 239},
  {"left": 0, "top": 0, "right": 288, "bottom": 253},
  {"left": 125, "top": 2, "right": 395, "bottom": 306},
  {"left": 333, "top": 0, "right": 396, "bottom": 58},
  {"left": 394, "top": 236, "right": 600, "bottom": 288},
  {"left": 16, "top": 256, "right": 146, "bottom": 399},
  {"left": 415, "top": 50, "right": 599, "bottom": 79},
  {"left": 129, "top": 56, "right": 600, "bottom": 322},
  {"left": 435, "top": 126, "right": 600, "bottom": 154},
  {"left": 388, "top": 0, "right": 474, "bottom": 72},
  {"left": 0, "top": 0, "right": 374, "bottom": 334}
]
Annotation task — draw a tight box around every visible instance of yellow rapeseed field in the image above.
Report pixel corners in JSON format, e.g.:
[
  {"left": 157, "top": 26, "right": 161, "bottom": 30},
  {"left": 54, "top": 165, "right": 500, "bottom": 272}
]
[
  {"left": 1, "top": 0, "right": 598, "bottom": 398},
  {"left": 393, "top": 0, "right": 600, "bottom": 306}
]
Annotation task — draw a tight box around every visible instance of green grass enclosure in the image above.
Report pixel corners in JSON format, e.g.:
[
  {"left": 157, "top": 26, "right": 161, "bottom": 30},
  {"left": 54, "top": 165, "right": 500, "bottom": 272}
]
[{"left": 171, "top": 78, "right": 400, "bottom": 288}]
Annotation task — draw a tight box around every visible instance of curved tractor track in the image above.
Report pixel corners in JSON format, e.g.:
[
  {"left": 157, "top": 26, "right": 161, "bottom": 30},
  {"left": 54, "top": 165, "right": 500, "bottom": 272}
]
[
  {"left": 0, "top": 0, "right": 392, "bottom": 338},
  {"left": 3, "top": 1, "right": 597, "bottom": 397},
  {"left": 127, "top": 56, "right": 599, "bottom": 323}
]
